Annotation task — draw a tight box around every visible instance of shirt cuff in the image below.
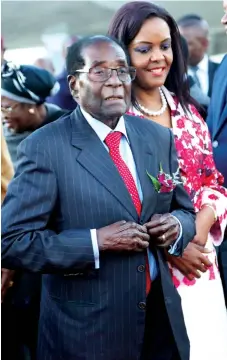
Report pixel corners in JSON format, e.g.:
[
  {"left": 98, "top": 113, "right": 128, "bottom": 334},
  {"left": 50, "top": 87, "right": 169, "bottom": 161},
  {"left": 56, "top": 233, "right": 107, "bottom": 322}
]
[
  {"left": 90, "top": 229, "right": 100, "bottom": 269},
  {"left": 168, "top": 216, "right": 182, "bottom": 255}
]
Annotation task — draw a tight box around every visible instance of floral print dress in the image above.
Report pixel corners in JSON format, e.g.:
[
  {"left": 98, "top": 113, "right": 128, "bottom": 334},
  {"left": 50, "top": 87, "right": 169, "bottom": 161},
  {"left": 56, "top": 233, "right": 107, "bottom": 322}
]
[{"left": 128, "top": 86, "right": 227, "bottom": 360}]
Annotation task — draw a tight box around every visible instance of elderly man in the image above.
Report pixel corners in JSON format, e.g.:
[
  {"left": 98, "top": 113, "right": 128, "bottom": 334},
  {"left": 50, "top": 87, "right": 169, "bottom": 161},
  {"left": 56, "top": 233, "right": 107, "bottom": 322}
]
[
  {"left": 206, "top": 0, "right": 227, "bottom": 305},
  {"left": 2, "top": 35, "right": 196, "bottom": 360}
]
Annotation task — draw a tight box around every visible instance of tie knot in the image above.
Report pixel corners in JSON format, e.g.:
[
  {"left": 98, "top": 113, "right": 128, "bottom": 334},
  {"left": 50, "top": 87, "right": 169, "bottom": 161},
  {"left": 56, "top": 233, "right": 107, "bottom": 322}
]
[
  {"left": 190, "top": 65, "right": 199, "bottom": 73},
  {"left": 105, "top": 131, "right": 122, "bottom": 150}
]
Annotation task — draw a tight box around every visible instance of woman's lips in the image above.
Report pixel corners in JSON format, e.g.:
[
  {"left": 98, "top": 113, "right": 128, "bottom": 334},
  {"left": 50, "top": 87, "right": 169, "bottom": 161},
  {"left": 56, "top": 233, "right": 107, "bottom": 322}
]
[{"left": 147, "top": 67, "right": 166, "bottom": 76}]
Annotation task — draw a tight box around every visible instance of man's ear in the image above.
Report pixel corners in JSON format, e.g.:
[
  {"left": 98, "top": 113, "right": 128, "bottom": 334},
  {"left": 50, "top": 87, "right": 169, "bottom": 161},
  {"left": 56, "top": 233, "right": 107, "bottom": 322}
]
[{"left": 67, "top": 74, "right": 79, "bottom": 98}]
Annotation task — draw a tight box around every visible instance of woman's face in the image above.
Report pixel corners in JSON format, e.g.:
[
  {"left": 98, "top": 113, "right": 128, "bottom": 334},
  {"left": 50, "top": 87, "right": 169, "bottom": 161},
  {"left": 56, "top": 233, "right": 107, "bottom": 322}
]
[
  {"left": 1, "top": 96, "right": 39, "bottom": 133},
  {"left": 129, "top": 17, "right": 173, "bottom": 90}
]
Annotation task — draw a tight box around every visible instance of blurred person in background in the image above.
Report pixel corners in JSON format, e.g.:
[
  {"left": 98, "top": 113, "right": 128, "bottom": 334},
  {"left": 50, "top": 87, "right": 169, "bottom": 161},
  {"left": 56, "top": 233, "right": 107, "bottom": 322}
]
[
  {"left": 178, "top": 14, "right": 219, "bottom": 97},
  {"left": 1, "top": 121, "right": 14, "bottom": 302},
  {"left": 1, "top": 122, "right": 14, "bottom": 203},
  {"left": 108, "top": 2, "right": 227, "bottom": 359},
  {"left": 1, "top": 36, "right": 7, "bottom": 68},
  {"left": 206, "top": 0, "right": 227, "bottom": 306},
  {"left": 1, "top": 62, "right": 67, "bottom": 168},
  {"left": 180, "top": 34, "right": 210, "bottom": 116},
  {"left": 1, "top": 121, "right": 14, "bottom": 308},
  {"left": 46, "top": 35, "right": 80, "bottom": 110},
  {"left": 1, "top": 121, "right": 16, "bottom": 360},
  {"left": 33, "top": 57, "right": 55, "bottom": 75}
]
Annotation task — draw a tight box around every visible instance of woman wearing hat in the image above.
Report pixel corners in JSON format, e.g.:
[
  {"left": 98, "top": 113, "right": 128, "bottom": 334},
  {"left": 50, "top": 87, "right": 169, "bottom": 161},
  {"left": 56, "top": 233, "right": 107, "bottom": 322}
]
[{"left": 1, "top": 62, "right": 67, "bottom": 167}]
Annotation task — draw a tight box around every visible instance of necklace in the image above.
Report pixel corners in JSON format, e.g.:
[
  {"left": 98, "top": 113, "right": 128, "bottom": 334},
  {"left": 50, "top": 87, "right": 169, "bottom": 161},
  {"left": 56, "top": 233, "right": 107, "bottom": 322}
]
[{"left": 136, "top": 87, "right": 167, "bottom": 117}]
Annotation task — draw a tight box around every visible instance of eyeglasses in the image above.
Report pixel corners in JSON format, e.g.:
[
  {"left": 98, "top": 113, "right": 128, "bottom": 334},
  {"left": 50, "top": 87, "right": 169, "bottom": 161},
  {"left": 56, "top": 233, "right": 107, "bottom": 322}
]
[
  {"left": 1, "top": 103, "right": 20, "bottom": 114},
  {"left": 74, "top": 66, "right": 136, "bottom": 83}
]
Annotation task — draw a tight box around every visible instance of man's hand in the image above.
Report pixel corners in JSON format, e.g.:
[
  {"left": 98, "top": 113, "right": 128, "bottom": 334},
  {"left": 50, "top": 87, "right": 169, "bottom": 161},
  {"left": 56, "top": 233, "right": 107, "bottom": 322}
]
[
  {"left": 145, "top": 213, "right": 180, "bottom": 248},
  {"left": 1, "top": 268, "right": 15, "bottom": 302},
  {"left": 166, "top": 242, "right": 212, "bottom": 280},
  {"left": 97, "top": 220, "right": 150, "bottom": 252}
]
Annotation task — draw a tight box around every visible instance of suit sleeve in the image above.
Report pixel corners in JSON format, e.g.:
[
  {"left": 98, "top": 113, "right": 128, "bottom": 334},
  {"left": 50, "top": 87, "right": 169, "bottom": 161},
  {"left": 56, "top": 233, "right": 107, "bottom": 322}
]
[
  {"left": 168, "top": 130, "right": 196, "bottom": 256},
  {"left": 1, "top": 136, "right": 95, "bottom": 273},
  {"left": 191, "top": 106, "right": 227, "bottom": 246}
]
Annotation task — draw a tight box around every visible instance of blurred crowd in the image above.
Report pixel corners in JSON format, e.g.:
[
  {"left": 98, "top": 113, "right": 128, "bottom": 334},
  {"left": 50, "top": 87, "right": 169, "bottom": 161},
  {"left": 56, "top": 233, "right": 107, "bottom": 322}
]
[
  {"left": 1, "top": 1, "right": 227, "bottom": 360},
  {"left": 1, "top": 12, "right": 224, "bottom": 169}
]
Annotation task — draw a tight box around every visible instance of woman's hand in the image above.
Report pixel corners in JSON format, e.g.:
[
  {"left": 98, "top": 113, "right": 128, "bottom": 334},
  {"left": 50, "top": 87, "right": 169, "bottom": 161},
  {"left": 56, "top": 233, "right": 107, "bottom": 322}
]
[
  {"left": 194, "top": 205, "right": 216, "bottom": 246},
  {"left": 166, "top": 242, "right": 212, "bottom": 280},
  {"left": 1, "top": 268, "right": 15, "bottom": 302}
]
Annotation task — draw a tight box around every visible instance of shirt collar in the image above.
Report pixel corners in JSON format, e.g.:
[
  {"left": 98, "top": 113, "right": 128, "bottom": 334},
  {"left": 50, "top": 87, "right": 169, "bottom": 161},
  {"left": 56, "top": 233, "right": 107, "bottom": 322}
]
[
  {"left": 195, "top": 54, "right": 209, "bottom": 72},
  {"left": 80, "top": 107, "right": 129, "bottom": 143}
]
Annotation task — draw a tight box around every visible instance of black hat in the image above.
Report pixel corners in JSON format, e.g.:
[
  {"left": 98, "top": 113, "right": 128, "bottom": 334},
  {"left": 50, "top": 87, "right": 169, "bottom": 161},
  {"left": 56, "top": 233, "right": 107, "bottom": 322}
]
[{"left": 1, "top": 62, "right": 59, "bottom": 104}]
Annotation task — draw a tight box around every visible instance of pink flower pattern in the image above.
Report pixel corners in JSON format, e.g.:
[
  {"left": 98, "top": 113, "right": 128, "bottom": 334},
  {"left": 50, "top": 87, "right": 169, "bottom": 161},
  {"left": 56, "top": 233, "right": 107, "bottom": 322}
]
[{"left": 128, "top": 87, "right": 227, "bottom": 287}]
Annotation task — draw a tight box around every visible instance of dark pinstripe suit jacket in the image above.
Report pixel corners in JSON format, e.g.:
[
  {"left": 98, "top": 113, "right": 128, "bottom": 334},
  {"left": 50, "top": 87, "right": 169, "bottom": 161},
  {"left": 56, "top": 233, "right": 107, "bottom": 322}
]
[{"left": 2, "top": 107, "right": 195, "bottom": 360}]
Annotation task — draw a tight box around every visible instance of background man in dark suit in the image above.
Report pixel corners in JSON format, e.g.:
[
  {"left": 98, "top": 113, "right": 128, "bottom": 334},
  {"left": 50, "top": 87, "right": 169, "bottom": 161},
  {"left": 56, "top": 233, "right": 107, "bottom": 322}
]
[
  {"left": 46, "top": 35, "right": 80, "bottom": 111},
  {"left": 2, "top": 35, "right": 196, "bottom": 360},
  {"left": 178, "top": 14, "right": 219, "bottom": 97},
  {"left": 206, "top": 0, "right": 227, "bottom": 305}
]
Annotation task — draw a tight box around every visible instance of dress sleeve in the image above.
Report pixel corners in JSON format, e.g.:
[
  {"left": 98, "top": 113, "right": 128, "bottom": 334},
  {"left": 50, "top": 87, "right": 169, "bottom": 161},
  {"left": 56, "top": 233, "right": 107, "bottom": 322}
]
[{"left": 191, "top": 105, "right": 227, "bottom": 246}]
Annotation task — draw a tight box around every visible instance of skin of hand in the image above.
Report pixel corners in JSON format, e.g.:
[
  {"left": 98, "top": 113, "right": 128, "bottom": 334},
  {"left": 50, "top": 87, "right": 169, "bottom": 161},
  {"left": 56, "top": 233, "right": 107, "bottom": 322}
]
[
  {"left": 192, "top": 205, "right": 216, "bottom": 246},
  {"left": 1, "top": 268, "right": 15, "bottom": 302},
  {"left": 97, "top": 220, "right": 150, "bottom": 252},
  {"left": 166, "top": 242, "right": 212, "bottom": 280},
  {"left": 166, "top": 206, "right": 215, "bottom": 280},
  {"left": 144, "top": 213, "right": 180, "bottom": 248}
]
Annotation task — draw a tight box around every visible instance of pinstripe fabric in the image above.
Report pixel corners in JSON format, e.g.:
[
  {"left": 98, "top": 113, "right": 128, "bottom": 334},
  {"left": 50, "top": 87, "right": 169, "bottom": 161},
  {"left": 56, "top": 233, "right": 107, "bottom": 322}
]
[{"left": 1, "top": 107, "right": 195, "bottom": 360}]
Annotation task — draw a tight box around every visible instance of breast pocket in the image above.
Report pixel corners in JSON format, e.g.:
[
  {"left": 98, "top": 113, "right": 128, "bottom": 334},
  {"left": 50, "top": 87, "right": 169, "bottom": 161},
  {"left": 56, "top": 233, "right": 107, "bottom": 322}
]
[{"left": 155, "top": 191, "right": 173, "bottom": 213}]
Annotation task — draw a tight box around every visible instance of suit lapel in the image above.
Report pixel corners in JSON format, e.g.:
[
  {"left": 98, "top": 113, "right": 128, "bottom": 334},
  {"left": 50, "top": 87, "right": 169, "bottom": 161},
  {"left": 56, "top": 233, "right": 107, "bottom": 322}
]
[
  {"left": 125, "top": 117, "right": 158, "bottom": 222},
  {"left": 208, "top": 61, "right": 216, "bottom": 96},
  {"left": 212, "top": 58, "right": 227, "bottom": 138},
  {"left": 70, "top": 109, "right": 138, "bottom": 220},
  {"left": 217, "top": 104, "right": 227, "bottom": 136}
]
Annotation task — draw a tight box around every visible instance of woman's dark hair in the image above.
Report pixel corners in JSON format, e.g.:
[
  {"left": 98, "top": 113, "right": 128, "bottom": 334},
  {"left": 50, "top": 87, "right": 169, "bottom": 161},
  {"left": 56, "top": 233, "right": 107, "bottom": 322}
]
[
  {"left": 180, "top": 35, "right": 189, "bottom": 63},
  {"left": 107, "top": 1, "right": 202, "bottom": 114}
]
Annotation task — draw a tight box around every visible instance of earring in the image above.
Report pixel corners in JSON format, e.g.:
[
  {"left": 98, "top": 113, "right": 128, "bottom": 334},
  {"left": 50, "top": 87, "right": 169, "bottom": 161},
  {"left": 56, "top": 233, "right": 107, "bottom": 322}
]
[{"left": 28, "top": 108, "right": 35, "bottom": 114}]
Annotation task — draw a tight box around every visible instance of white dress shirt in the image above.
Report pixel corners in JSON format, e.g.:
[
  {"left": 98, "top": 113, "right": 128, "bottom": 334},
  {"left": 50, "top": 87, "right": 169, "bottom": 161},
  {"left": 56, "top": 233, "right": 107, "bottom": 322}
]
[
  {"left": 81, "top": 108, "right": 182, "bottom": 280},
  {"left": 188, "top": 54, "right": 209, "bottom": 95}
]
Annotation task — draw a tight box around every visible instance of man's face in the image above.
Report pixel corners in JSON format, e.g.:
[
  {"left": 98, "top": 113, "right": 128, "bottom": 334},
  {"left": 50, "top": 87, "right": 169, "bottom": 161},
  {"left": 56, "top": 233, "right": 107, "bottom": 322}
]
[
  {"left": 222, "top": 0, "right": 227, "bottom": 33},
  {"left": 1, "top": 97, "right": 37, "bottom": 133},
  {"left": 69, "top": 41, "right": 132, "bottom": 121},
  {"left": 179, "top": 26, "right": 208, "bottom": 66}
]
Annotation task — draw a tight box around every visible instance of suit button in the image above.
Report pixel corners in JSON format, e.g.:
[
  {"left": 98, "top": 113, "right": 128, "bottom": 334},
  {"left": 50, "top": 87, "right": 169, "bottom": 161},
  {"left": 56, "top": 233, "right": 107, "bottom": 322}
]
[
  {"left": 137, "top": 265, "right": 145, "bottom": 272},
  {"left": 138, "top": 301, "right": 146, "bottom": 310},
  {"left": 212, "top": 140, "right": 218, "bottom": 148},
  {"left": 165, "top": 296, "right": 172, "bottom": 305}
]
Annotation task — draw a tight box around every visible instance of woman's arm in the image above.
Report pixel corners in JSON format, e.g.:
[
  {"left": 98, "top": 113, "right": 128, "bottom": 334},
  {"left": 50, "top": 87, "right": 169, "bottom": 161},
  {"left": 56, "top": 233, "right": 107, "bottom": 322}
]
[{"left": 191, "top": 105, "right": 227, "bottom": 246}]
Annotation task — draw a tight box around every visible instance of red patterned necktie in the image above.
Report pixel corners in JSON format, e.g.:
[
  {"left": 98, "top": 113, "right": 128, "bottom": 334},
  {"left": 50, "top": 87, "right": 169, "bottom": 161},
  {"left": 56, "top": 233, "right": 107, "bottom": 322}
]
[{"left": 105, "top": 131, "right": 151, "bottom": 295}]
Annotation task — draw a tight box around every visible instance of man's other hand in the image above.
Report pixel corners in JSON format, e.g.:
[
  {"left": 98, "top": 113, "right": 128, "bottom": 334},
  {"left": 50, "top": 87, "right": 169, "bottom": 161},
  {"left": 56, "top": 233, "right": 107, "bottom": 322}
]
[
  {"left": 97, "top": 221, "right": 150, "bottom": 252},
  {"left": 145, "top": 213, "right": 180, "bottom": 248}
]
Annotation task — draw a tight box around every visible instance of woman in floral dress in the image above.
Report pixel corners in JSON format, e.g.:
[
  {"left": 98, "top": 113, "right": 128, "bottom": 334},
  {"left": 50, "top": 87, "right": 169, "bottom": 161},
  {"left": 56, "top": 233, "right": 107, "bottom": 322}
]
[{"left": 108, "top": 2, "right": 227, "bottom": 359}]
